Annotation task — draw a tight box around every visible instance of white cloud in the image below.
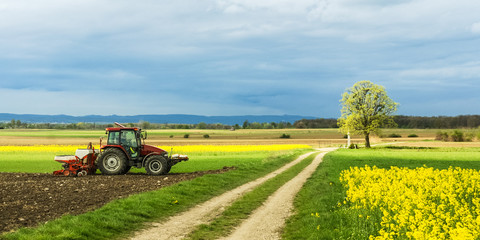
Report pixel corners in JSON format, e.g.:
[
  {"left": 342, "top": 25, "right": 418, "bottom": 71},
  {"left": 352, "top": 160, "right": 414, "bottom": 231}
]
[
  {"left": 471, "top": 22, "right": 480, "bottom": 34},
  {"left": 1, "top": 0, "right": 479, "bottom": 56},
  {"left": 223, "top": 4, "right": 245, "bottom": 14},
  {"left": 399, "top": 62, "right": 480, "bottom": 80},
  {"left": 215, "top": 0, "right": 321, "bottom": 14}
]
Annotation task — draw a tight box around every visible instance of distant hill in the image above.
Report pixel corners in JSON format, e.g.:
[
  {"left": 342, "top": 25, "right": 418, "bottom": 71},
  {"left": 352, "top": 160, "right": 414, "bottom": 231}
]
[{"left": 0, "top": 113, "right": 318, "bottom": 125}]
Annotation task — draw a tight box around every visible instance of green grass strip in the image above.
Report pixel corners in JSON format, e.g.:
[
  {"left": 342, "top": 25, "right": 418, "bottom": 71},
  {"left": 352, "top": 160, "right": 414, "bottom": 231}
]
[
  {"left": 185, "top": 152, "right": 319, "bottom": 240},
  {"left": 282, "top": 151, "right": 353, "bottom": 240},
  {"left": 1, "top": 150, "right": 309, "bottom": 240}
]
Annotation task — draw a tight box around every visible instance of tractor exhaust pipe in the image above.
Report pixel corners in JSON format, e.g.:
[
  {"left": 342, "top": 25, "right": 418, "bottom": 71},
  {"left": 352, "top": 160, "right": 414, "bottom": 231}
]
[{"left": 115, "top": 122, "right": 126, "bottom": 128}]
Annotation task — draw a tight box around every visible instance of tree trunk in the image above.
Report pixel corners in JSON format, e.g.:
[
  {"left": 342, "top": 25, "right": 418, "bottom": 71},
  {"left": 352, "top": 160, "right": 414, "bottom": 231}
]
[{"left": 365, "top": 133, "right": 371, "bottom": 148}]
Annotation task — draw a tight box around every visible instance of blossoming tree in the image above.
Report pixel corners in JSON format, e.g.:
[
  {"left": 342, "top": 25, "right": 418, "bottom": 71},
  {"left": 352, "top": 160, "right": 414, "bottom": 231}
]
[{"left": 338, "top": 80, "right": 398, "bottom": 148}]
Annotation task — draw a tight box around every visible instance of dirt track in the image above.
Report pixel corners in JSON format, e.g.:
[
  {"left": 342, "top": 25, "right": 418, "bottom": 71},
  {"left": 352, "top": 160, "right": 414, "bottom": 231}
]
[
  {"left": 130, "top": 148, "right": 336, "bottom": 240},
  {"left": 0, "top": 168, "right": 233, "bottom": 234},
  {"left": 222, "top": 151, "right": 329, "bottom": 239}
]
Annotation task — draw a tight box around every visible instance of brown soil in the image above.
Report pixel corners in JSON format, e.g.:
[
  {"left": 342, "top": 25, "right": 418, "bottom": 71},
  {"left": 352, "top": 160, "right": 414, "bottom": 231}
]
[{"left": 0, "top": 168, "right": 233, "bottom": 234}]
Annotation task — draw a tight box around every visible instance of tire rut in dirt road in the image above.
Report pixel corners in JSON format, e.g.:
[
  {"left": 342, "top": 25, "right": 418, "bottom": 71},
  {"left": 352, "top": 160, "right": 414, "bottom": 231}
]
[
  {"left": 129, "top": 151, "right": 317, "bottom": 240},
  {"left": 220, "top": 148, "right": 336, "bottom": 240}
]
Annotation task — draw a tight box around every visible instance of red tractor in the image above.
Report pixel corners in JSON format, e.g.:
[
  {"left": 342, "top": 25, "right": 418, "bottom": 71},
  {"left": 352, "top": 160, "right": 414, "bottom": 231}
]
[
  {"left": 54, "top": 123, "right": 188, "bottom": 176},
  {"left": 96, "top": 123, "right": 188, "bottom": 175}
]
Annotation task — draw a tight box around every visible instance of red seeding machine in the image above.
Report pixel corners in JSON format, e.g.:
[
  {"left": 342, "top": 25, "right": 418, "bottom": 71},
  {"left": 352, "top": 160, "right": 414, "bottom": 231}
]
[
  {"left": 53, "top": 122, "right": 189, "bottom": 176},
  {"left": 53, "top": 143, "right": 98, "bottom": 176}
]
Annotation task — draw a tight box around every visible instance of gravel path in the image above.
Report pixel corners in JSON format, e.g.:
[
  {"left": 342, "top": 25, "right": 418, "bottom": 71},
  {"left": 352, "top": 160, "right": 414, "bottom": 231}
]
[
  {"left": 221, "top": 148, "right": 335, "bottom": 240},
  {"left": 129, "top": 151, "right": 318, "bottom": 240}
]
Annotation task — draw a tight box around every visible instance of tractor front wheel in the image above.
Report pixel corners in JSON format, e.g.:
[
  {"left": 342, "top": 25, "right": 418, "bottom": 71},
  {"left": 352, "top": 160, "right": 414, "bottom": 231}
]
[
  {"left": 145, "top": 156, "right": 169, "bottom": 175},
  {"left": 97, "top": 148, "right": 128, "bottom": 175}
]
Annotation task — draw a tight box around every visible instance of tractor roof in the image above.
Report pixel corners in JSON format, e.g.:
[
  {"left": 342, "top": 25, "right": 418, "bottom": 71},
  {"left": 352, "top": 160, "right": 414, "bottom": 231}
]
[{"left": 105, "top": 127, "right": 140, "bottom": 132}]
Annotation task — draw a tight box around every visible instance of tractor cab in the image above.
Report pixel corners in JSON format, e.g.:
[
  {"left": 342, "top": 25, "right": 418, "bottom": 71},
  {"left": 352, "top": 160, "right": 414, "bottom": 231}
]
[{"left": 105, "top": 127, "right": 144, "bottom": 160}]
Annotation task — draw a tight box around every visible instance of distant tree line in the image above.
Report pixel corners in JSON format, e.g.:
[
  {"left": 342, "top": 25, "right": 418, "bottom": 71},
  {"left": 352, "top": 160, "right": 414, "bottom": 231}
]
[
  {"left": 0, "top": 120, "right": 108, "bottom": 130},
  {"left": 393, "top": 115, "right": 480, "bottom": 129},
  {"left": 293, "top": 118, "right": 338, "bottom": 128},
  {"left": 0, "top": 119, "right": 294, "bottom": 130},
  {"left": 293, "top": 115, "right": 480, "bottom": 129},
  {"left": 2, "top": 115, "right": 480, "bottom": 130}
]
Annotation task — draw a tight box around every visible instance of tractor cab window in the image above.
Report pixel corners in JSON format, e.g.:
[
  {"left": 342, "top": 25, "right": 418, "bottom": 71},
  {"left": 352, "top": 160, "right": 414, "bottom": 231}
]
[
  {"left": 121, "top": 130, "right": 138, "bottom": 148},
  {"left": 121, "top": 130, "right": 139, "bottom": 158},
  {"left": 107, "top": 131, "right": 120, "bottom": 145}
]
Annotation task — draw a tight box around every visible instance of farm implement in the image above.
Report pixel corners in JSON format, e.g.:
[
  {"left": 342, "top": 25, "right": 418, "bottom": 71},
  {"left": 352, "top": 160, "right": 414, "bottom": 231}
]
[
  {"left": 53, "top": 122, "right": 189, "bottom": 176},
  {"left": 53, "top": 143, "right": 98, "bottom": 176}
]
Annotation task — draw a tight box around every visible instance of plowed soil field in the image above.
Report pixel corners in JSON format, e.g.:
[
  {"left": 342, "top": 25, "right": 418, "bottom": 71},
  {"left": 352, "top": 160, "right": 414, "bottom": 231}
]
[{"left": 0, "top": 168, "right": 232, "bottom": 233}]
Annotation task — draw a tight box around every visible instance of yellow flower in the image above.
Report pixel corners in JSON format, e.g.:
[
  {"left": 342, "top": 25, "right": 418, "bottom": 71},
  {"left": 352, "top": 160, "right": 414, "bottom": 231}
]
[
  {"left": 170, "top": 197, "right": 179, "bottom": 205},
  {"left": 340, "top": 166, "right": 480, "bottom": 239}
]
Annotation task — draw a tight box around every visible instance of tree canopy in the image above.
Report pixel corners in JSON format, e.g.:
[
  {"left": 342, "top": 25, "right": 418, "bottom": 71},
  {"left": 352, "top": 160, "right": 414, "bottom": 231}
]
[{"left": 338, "top": 80, "right": 398, "bottom": 148}]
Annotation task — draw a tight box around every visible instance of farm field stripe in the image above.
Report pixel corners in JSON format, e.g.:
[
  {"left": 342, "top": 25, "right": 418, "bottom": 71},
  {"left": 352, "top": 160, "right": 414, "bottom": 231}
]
[
  {"left": 128, "top": 151, "right": 318, "bottom": 240},
  {"left": 221, "top": 148, "right": 335, "bottom": 240}
]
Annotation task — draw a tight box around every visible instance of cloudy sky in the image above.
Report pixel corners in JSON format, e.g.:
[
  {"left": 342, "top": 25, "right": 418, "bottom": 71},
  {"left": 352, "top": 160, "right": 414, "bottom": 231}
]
[{"left": 1, "top": 0, "right": 479, "bottom": 117}]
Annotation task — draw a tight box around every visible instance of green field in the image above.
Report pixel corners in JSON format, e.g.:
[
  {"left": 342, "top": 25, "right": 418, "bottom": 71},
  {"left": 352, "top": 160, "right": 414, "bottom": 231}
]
[
  {"left": 0, "top": 152, "right": 61, "bottom": 173},
  {"left": 0, "top": 150, "right": 275, "bottom": 174},
  {"left": 0, "top": 129, "right": 104, "bottom": 138},
  {"left": 283, "top": 146, "right": 480, "bottom": 239}
]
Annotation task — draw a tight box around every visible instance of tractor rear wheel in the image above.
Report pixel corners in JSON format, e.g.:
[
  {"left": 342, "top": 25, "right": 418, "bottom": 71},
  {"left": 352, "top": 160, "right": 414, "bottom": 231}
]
[
  {"left": 145, "top": 156, "right": 169, "bottom": 175},
  {"left": 97, "top": 148, "right": 128, "bottom": 175}
]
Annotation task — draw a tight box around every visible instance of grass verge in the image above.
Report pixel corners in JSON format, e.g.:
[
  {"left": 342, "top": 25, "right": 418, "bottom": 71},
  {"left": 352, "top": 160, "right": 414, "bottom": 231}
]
[
  {"left": 282, "top": 146, "right": 480, "bottom": 239},
  {"left": 0, "top": 149, "right": 309, "bottom": 240},
  {"left": 186, "top": 152, "right": 319, "bottom": 240}
]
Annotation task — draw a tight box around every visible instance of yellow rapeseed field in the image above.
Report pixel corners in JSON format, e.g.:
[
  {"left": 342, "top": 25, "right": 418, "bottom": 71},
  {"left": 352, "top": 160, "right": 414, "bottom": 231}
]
[
  {"left": 0, "top": 144, "right": 311, "bottom": 153},
  {"left": 340, "top": 166, "right": 480, "bottom": 240}
]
